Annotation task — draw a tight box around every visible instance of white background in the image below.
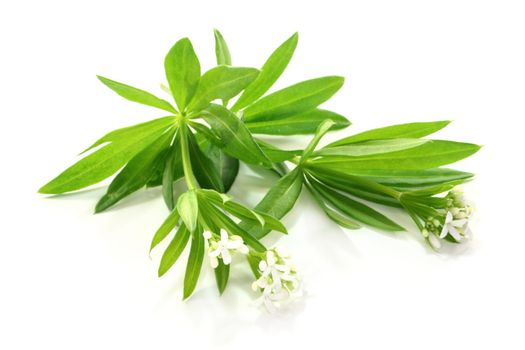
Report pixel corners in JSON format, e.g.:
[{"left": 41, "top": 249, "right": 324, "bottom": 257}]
[{"left": 1, "top": 0, "right": 524, "bottom": 349}]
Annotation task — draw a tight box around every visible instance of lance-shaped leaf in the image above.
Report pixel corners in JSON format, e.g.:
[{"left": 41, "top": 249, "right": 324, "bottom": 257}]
[
  {"left": 310, "top": 140, "right": 481, "bottom": 170},
  {"left": 95, "top": 128, "right": 176, "bottom": 212},
  {"left": 39, "top": 123, "right": 174, "bottom": 194},
  {"left": 255, "top": 139, "right": 301, "bottom": 163},
  {"left": 204, "top": 142, "right": 239, "bottom": 192},
  {"left": 177, "top": 191, "right": 199, "bottom": 232},
  {"left": 214, "top": 260, "right": 230, "bottom": 295},
  {"left": 327, "top": 121, "right": 451, "bottom": 147},
  {"left": 183, "top": 229, "right": 205, "bottom": 299},
  {"left": 305, "top": 180, "right": 361, "bottom": 229},
  {"left": 331, "top": 168, "right": 474, "bottom": 188},
  {"left": 214, "top": 29, "right": 231, "bottom": 65},
  {"left": 145, "top": 143, "right": 177, "bottom": 189},
  {"left": 158, "top": 224, "right": 190, "bottom": 277},
  {"left": 150, "top": 209, "right": 180, "bottom": 252},
  {"left": 232, "top": 32, "right": 298, "bottom": 111},
  {"left": 306, "top": 169, "right": 401, "bottom": 207},
  {"left": 302, "top": 119, "right": 336, "bottom": 159},
  {"left": 164, "top": 38, "right": 201, "bottom": 112},
  {"left": 201, "top": 104, "right": 272, "bottom": 168},
  {"left": 187, "top": 129, "right": 224, "bottom": 192},
  {"left": 81, "top": 117, "right": 175, "bottom": 154},
  {"left": 97, "top": 76, "right": 177, "bottom": 113},
  {"left": 309, "top": 177, "right": 404, "bottom": 231},
  {"left": 314, "top": 138, "right": 429, "bottom": 157},
  {"left": 246, "top": 109, "right": 350, "bottom": 135},
  {"left": 162, "top": 139, "right": 184, "bottom": 210},
  {"left": 242, "top": 76, "right": 344, "bottom": 122},
  {"left": 187, "top": 66, "right": 259, "bottom": 112},
  {"left": 239, "top": 168, "right": 303, "bottom": 239}
]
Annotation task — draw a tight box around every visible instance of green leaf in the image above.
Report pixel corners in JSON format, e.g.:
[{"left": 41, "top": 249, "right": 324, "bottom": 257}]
[
  {"left": 242, "top": 76, "right": 344, "bottom": 122},
  {"left": 255, "top": 139, "right": 301, "bottom": 162},
  {"left": 81, "top": 116, "right": 175, "bottom": 154},
  {"left": 327, "top": 121, "right": 451, "bottom": 147},
  {"left": 97, "top": 76, "right": 176, "bottom": 113},
  {"left": 302, "top": 119, "right": 336, "bottom": 159},
  {"left": 164, "top": 38, "right": 201, "bottom": 112},
  {"left": 305, "top": 180, "right": 361, "bottom": 229},
  {"left": 203, "top": 193, "right": 288, "bottom": 233},
  {"left": 201, "top": 104, "right": 272, "bottom": 167},
  {"left": 214, "top": 260, "right": 230, "bottom": 295},
  {"left": 239, "top": 168, "right": 303, "bottom": 239},
  {"left": 214, "top": 29, "right": 231, "bottom": 66},
  {"left": 177, "top": 191, "right": 199, "bottom": 232},
  {"left": 309, "top": 178, "right": 404, "bottom": 231},
  {"left": 150, "top": 208, "right": 180, "bottom": 252},
  {"left": 95, "top": 128, "right": 175, "bottom": 212},
  {"left": 158, "top": 224, "right": 190, "bottom": 277},
  {"left": 183, "top": 229, "right": 205, "bottom": 299},
  {"left": 162, "top": 141, "right": 184, "bottom": 210},
  {"left": 314, "top": 138, "right": 429, "bottom": 157},
  {"left": 306, "top": 169, "right": 401, "bottom": 207},
  {"left": 39, "top": 123, "right": 174, "bottom": 194},
  {"left": 187, "top": 130, "right": 224, "bottom": 192},
  {"left": 187, "top": 66, "right": 259, "bottom": 112},
  {"left": 329, "top": 168, "right": 474, "bottom": 188},
  {"left": 247, "top": 255, "right": 261, "bottom": 279},
  {"left": 246, "top": 108, "right": 350, "bottom": 135},
  {"left": 403, "top": 181, "right": 467, "bottom": 196},
  {"left": 232, "top": 32, "right": 298, "bottom": 111},
  {"left": 204, "top": 142, "right": 239, "bottom": 192},
  {"left": 310, "top": 140, "right": 481, "bottom": 170},
  {"left": 258, "top": 147, "right": 301, "bottom": 163},
  {"left": 323, "top": 207, "right": 362, "bottom": 229}
]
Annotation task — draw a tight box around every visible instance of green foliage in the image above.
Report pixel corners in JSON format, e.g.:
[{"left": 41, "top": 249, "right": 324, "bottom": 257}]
[{"left": 40, "top": 31, "right": 480, "bottom": 301}]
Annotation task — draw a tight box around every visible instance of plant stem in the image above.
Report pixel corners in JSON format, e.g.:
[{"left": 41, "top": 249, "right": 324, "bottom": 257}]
[{"left": 178, "top": 120, "right": 199, "bottom": 191}]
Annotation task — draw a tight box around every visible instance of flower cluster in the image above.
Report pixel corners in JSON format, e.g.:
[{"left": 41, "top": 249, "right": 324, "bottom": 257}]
[
  {"left": 204, "top": 229, "right": 249, "bottom": 268},
  {"left": 418, "top": 189, "right": 474, "bottom": 250},
  {"left": 251, "top": 247, "right": 302, "bottom": 312}
]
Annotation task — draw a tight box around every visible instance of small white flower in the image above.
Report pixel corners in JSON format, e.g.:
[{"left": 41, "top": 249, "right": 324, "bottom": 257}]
[
  {"left": 439, "top": 211, "right": 470, "bottom": 241},
  {"left": 203, "top": 229, "right": 249, "bottom": 268},
  {"left": 251, "top": 247, "right": 301, "bottom": 312}
]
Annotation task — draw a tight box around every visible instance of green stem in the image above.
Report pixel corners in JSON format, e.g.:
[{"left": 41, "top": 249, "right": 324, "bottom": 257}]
[{"left": 178, "top": 120, "right": 199, "bottom": 191}]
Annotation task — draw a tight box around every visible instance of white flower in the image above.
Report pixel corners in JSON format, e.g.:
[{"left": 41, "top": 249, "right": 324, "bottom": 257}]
[
  {"left": 439, "top": 211, "right": 471, "bottom": 241},
  {"left": 251, "top": 248, "right": 302, "bottom": 312},
  {"left": 203, "top": 229, "right": 249, "bottom": 268},
  {"left": 420, "top": 188, "right": 474, "bottom": 250}
]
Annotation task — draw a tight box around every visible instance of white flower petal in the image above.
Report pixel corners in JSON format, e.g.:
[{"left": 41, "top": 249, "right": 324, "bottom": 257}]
[
  {"left": 448, "top": 225, "right": 462, "bottom": 241},
  {"left": 209, "top": 248, "right": 221, "bottom": 258},
  {"left": 445, "top": 211, "right": 453, "bottom": 224},
  {"left": 220, "top": 229, "right": 229, "bottom": 243},
  {"left": 226, "top": 239, "right": 243, "bottom": 249},
  {"left": 210, "top": 256, "right": 219, "bottom": 269},
  {"left": 439, "top": 224, "right": 449, "bottom": 238},
  {"left": 452, "top": 218, "right": 468, "bottom": 227},
  {"left": 222, "top": 249, "right": 232, "bottom": 265}
]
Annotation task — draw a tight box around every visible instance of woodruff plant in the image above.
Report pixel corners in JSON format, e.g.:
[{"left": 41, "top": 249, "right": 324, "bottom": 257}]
[{"left": 40, "top": 30, "right": 480, "bottom": 311}]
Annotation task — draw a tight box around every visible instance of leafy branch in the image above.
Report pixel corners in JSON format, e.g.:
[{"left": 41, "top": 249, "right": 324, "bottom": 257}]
[{"left": 40, "top": 30, "right": 480, "bottom": 310}]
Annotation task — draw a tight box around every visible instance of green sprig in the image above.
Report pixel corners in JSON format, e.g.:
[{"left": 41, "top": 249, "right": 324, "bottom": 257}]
[{"left": 39, "top": 30, "right": 480, "bottom": 300}]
